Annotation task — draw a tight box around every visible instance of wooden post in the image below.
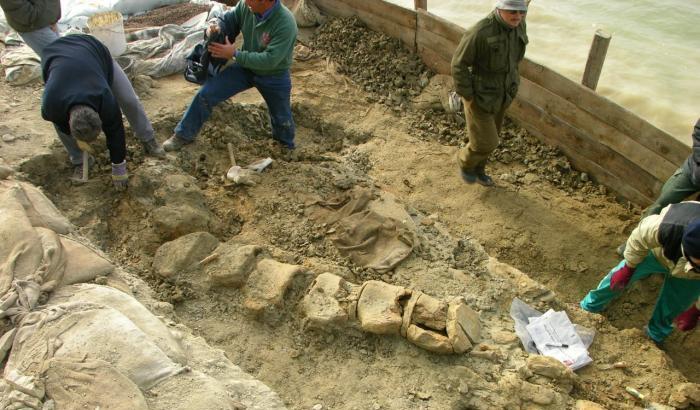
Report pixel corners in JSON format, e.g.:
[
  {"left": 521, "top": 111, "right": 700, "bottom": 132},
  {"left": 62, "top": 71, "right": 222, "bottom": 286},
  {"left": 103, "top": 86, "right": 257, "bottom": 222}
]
[
  {"left": 582, "top": 29, "right": 611, "bottom": 90},
  {"left": 414, "top": 0, "right": 427, "bottom": 10}
]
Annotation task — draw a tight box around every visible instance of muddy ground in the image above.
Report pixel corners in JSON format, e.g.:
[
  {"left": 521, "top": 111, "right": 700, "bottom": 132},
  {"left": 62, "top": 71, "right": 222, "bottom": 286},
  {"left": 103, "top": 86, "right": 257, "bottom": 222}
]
[{"left": 1, "top": 9, "right": 698, "bottom": 410}]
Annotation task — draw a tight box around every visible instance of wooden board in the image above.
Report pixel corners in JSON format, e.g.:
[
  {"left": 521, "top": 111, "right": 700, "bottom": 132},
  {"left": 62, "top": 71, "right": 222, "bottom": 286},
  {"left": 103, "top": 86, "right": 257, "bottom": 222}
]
[
  {"left": 315, "top": 0, "right": 417, "bottom": 47},
  {"left": 314, "top": 0, "right": 356, "bottom": 17},
  {"left": 416, "top": 25, "right": 459, "bottom": 63},
  {"left": 417, "top": 45, "right": 451, "bottom": 75},
  {"left": 417, "top": 10, "right": 465, "bottom": 44},
  {"left": 518, "top": 77, "right": 677, "bottom": 182},
  {"left": 520, "top": 59, "right": 689, "bottom": 165},
  {"left": 509, "top": 97, "right": 661, "bottom": 204}
]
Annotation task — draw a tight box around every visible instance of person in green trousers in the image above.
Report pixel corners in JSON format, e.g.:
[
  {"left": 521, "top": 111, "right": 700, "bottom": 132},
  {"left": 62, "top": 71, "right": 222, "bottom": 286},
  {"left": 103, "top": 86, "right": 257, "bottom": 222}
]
[
  {"left": 581, "top": 202, "right": 700, "bottom": 345},
  {"left": 618, "top": 118, "right": 700, "bottom": 255}
]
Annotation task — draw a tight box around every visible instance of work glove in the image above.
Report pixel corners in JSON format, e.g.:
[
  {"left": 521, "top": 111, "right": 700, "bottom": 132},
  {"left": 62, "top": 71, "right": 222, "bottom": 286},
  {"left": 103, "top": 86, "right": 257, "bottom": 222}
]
[
  {"left": 111, "top": 160, "right": 128, "bottom": 191},
  {"left": 610, "top": 263, "right": 634, "bottom": 291},
  {"left": 674, "top": 305, "right": 700, "bottom": 332}
]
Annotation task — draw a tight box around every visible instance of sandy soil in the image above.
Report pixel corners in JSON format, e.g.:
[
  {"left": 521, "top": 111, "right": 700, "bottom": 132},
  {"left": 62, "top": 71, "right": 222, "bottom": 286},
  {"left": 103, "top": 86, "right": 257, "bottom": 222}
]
[{"left": 1, "top": 11, "right": 698, "bottom": 410}]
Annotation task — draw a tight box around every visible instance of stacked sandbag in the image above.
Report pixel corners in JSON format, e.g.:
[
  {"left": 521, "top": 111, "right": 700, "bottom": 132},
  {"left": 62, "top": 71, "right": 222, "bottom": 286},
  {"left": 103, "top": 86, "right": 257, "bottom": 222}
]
[
  {"left": 292, "top": 0, "right": 325, "bottom": 27},
  {"left": 0, "top": 185, "right": 68, "bottom": 325},
  {"left": 48, "top": 284, "right": 187, "bottom": 364}
]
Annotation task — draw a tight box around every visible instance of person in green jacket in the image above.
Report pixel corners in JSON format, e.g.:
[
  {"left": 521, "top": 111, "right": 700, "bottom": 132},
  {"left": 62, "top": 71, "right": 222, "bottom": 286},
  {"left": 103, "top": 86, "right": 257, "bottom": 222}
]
[
  {"left": 616, "top": 118, "right": 700, "bottom": 256},
  {"left": 164, "top": 0, "right": 298, "bottom": 151},
  {"left": 451, "top": 0, "right": 528, "bottom": 186},
  {"left": 581, "top": 202, "right": 700, "bottom": 346}
]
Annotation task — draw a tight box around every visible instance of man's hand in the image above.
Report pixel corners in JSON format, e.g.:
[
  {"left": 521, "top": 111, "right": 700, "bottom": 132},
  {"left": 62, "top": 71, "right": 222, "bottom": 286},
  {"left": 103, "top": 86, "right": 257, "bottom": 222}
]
[
  {"left": 208, "top": 37, "right": 236, "bottom": 60},
  {"left": 610, "top": 263, "right": 634, "bottom": 291},
  {"left": 674, "top": 305, "right": 700, "bottom": 331},
  {"left": 50, "top": 23, "right": 58, "bottom": 33},
  {"left": 111, "top": 160, "right": 128, "bottom": 191}
]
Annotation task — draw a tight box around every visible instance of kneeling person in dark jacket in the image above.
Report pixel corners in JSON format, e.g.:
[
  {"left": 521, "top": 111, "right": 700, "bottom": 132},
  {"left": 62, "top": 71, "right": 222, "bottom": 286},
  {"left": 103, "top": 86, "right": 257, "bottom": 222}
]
[{"left": 41, "top": 34, "right": 133, "bottom": 189}]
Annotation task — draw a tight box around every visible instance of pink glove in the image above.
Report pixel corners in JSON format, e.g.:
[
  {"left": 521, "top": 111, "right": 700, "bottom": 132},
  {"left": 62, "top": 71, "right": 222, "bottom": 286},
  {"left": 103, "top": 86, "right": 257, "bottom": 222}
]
[
  {"left": 674, "top": 305, "right": 700, "bottom": 332},
  {"left": 610, "top": 263, "right": 634, "bottom": 291}
]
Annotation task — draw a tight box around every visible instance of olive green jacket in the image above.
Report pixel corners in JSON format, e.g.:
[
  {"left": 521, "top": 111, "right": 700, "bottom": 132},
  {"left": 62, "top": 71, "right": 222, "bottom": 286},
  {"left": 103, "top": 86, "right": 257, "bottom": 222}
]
[
  {"left": 451, "top": 10, "right": 528, "bottom": 114},
  {"left": 0, "top": 0, "right": 60, "bottom": 33}
]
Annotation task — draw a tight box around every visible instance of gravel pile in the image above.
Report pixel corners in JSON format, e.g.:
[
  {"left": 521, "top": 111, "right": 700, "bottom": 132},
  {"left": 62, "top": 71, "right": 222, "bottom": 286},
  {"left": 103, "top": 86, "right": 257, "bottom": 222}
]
[{"left": 311, "top": 16, "right": 432, "bottom": 111}]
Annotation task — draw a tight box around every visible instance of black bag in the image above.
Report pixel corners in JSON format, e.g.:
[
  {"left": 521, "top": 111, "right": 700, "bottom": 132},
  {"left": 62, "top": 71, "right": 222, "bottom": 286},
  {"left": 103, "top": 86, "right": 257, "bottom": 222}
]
[{"left": 184, "top": 30, "right": 230, "bottom": 85}]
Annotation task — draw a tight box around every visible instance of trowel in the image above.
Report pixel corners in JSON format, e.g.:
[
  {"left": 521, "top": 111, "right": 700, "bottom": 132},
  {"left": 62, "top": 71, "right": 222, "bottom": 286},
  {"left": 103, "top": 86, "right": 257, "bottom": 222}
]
[
  {"left": 75, "top": 140, "right": 94, "bottom": 182},
  {"left": 226, "top": 143, "right": 257, "bottom": 186}
]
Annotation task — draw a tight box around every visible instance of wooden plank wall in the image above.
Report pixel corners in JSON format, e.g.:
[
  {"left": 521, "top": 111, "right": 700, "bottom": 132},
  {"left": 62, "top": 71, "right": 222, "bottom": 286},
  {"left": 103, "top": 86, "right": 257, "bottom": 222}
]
[{"left": 311, "top": 0, "right": 690, "bottom": 205}]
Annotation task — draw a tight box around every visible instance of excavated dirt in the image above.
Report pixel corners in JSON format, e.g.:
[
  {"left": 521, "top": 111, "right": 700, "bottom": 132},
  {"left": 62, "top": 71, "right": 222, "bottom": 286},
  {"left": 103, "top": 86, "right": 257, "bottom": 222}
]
[
  {"left": 2, "top": 13, "right": 699, "bottom": 410},
  {"left": 123, "top": 3, "right": 212, "bottom": 29}
]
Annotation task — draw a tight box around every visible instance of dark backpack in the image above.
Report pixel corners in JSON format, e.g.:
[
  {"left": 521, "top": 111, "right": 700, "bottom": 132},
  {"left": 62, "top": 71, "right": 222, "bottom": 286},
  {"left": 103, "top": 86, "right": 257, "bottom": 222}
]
[{"left": 184, "top": 30, "right": 230, "bottom": 85}]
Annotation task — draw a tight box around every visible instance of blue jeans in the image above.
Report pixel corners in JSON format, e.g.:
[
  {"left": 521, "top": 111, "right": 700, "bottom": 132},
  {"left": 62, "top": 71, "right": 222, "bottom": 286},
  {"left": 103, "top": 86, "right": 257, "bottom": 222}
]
[
  {"left": 581, "top": 252, "right": 700, "bottom": 342},
  {"left": 175, "top": 63, "right": 295, "bottom": 148}
]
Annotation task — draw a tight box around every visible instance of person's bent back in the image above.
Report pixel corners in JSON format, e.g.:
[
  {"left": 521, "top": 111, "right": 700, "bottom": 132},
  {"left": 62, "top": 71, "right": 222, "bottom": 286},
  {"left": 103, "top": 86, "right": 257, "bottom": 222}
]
[{"left": 41, "top": 34, "right": 129, "bottom": 189}]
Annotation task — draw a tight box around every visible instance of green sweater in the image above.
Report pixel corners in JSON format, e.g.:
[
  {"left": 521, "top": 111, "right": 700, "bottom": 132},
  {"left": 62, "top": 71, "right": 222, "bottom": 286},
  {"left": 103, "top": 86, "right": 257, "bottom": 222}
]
[{"left": 221, "top": 0, "right": 297, "bottom": 76}]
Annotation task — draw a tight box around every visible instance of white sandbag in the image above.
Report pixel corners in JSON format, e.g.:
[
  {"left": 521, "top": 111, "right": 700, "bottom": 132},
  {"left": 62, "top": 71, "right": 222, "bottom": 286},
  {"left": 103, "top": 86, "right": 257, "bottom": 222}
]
[
  {"left": 0, "top": 190, "right": 44, "bottom": 297},
  {"left": 0, "top": 369, "right": 44, "bottom": 409},
  {"left": 16, "top": 182, "right": 73, "bottom": 234},
  {"left": 147, "top": 370, "right": 242, "bottom": 410},
  {"left": 48, "top": 284, "right": 186, "bottom": 364},
  {"left": 45, "top": 358, "right": 149, "bottom": 410},
  {"left": 0, "top": 45, "right": 41, "bottom": 85},
  {"left": 130, "top": 28, "right": 203, "bottom": 78},
  {"left": 292, "top": 0, "right": 324, "bottom": 27},
  {"left": 34, "top": 228, "right": 66, "bottom": 291},
  {"left": 59, "top": 236, "right": 114, "bottom": 285},
  {"left": 0, "top": 181, "right": 72, "bottom": 234},
  {"left": 180, "top": 335, "right": 288, "bottom": 410},
  {"left": 8, "top": 302, "right": 183, "bottom": 390}
]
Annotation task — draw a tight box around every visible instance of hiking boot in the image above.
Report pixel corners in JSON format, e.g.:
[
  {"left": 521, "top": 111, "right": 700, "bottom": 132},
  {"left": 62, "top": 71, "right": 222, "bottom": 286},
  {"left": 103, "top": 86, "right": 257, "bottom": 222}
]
[
  {"left": 476, "top": 171, "right": 494, "bottom": 187},
  {"left": 142, "top": 138, "right": 166, "bottom": 159},
  {"left": 460, "top": 168, "right": 494, "bottom": 187},
  {"left": 643, "top": 325, "right": 665, "bottom": 350},
  {"left": 163, "top": 134, "right": 192, "bottom": 152},
  {"left": 69, "top": 155, "right": 95, "bottom": 183}
]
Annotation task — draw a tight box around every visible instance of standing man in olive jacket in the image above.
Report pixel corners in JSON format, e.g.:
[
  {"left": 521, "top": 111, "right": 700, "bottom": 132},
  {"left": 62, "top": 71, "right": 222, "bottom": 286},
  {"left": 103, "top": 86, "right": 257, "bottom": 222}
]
[
  {"left": 451, "top": 0, "right": 528, "bottom": 186},
  {"left": 0, "top": 0, "right": 61, "bottom": 54}
]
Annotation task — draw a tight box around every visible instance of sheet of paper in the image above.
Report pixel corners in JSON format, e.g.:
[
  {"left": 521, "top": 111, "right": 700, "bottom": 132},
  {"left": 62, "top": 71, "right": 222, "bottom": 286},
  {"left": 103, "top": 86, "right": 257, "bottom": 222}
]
[{"left": 526, "top": 309, "right": 592, "bottom": 370}]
